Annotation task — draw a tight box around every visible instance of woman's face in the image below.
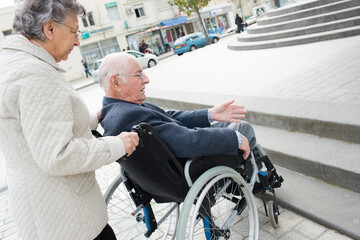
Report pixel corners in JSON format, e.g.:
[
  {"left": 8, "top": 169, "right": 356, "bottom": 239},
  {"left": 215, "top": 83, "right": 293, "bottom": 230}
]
[{"left": 51, "top": 13, "right": 80, "bottom": 62}]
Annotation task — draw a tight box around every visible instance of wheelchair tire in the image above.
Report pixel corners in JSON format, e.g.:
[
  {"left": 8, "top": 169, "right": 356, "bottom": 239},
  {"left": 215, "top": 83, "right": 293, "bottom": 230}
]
[
  {"left": 268, "top": 200, "right": 279, "bottom": 229},
  {"left": 104, "top": 175, "right": 179, "bottom": 240},
  {"left": 177, "top": 166, "right": 259, "bottom": 240}
]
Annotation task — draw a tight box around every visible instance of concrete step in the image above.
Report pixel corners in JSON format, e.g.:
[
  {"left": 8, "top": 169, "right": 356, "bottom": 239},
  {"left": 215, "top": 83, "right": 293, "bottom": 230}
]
[
  {"left": 227, "top": 25, "right": 360, "bottom": 50},
  {"left": 262, "top": 166, "right": 360, "bottom": 239},
  {"left": 247, "top": 6, "right": 360, "bottom": 34},
  {"left": 267, "top": 0, "right": 344, "bottom": 17},
  {"left": 238, "top": 16, "right": 360, "bottom": 42},
  {"left": 253, "top": 124, "right": 360, "bottom": 193},
  {"left": 258, "top": 0, "right": 359, "bottom": 26},
  {"left": 147, "top": 93, "right": 360, "bottom": 145}
]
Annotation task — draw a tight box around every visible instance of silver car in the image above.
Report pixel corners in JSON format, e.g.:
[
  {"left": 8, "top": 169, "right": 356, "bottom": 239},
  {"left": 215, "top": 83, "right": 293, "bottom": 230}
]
[{"left": 92, "top": 50, "right": 158, "bottom": 83}]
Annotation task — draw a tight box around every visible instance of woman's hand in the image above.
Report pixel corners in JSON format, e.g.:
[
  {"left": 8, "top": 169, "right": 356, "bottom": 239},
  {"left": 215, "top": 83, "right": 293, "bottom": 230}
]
[{"left": 117, "top": 132, "right": 139, "bottom": 157}]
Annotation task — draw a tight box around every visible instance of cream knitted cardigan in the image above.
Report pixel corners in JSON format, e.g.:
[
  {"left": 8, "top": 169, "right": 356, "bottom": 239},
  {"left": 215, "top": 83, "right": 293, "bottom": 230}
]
[{"left": 0, "top": 35, "right": 125, "bottom": 239}]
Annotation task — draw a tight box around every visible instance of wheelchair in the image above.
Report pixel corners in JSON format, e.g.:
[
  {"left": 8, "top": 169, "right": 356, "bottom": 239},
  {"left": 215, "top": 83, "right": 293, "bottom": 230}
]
[{"left": 93, "top": 123, "right": 283, "bottom": 239}]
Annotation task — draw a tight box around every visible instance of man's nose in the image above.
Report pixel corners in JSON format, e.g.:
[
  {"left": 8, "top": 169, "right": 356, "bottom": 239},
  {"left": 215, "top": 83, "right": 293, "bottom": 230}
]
[{"left": 143, "top": 74, "right": 150, "bottom": 83}]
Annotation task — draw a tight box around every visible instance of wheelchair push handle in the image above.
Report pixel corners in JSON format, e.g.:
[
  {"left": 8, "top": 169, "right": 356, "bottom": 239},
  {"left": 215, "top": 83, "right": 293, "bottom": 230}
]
[
  {"left": 91, "top": 126, "right": 144, "bottom": 162},
  {"left": 130, "top": 125, "right": 144, "bottom": 148}
]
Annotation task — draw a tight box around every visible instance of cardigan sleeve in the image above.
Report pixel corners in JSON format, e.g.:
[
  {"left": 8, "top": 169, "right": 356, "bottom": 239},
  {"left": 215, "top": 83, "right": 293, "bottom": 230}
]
[
  {"left": 10, "top": 69, "right": 126, "bottom": 176},
  {"left": 89, "top": 111, "right": 99, "bottom": 130}
]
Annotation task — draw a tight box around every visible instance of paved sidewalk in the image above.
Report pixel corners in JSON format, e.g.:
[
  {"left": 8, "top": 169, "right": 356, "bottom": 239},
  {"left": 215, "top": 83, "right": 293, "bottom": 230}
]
[{"left": 0, "top": 162, "right": 353, "bottom": 240}]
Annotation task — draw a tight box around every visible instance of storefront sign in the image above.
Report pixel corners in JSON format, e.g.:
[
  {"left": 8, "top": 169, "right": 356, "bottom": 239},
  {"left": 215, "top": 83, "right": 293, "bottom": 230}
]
[
  {"left": 210, "top": 9, "right": 223, "bottom": 16},
  {"left": 81, "top": 30, "right": 90, "bottom": 39},
  {"left": 89, "top": 25, "right": 115, "bottom": 35},
  {"left": 105, "top": 2, "right": 117, "bottom": 8}
]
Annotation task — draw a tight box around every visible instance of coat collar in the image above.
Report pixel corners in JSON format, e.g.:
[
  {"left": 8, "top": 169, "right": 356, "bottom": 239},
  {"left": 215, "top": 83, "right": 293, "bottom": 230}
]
[
  {"left": 2, "top": 35, "right": 66, "bottom": 73},
  {"left": 103, "top": 96, "right": 144, "bottom": 106}
]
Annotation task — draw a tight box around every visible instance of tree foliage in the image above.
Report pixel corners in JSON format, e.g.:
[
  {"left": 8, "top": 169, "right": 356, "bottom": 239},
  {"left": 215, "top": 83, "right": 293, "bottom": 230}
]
[
  {"left": 168, "top": 0, "right": 211, "bottom": 44},
  {"left": 168, "top": 0, "right": 210, "bottom": 16}
]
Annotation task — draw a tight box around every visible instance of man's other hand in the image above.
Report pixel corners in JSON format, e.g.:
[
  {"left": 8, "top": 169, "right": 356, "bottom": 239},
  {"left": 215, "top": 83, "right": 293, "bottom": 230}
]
[
  {"left": 117, "top": 132, "right": 139, "bottom": 157},
  {"left": 239, "top": 135, "right": 250, "bottom": 159},
  {"left": 210, "top": 100, "right": 247, "bottom": 123}
]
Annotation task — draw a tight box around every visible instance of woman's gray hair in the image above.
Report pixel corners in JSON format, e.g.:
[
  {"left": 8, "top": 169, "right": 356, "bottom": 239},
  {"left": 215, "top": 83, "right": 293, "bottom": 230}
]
[{"left": 13, "top": 0, "right": 86, "bottom": 41}]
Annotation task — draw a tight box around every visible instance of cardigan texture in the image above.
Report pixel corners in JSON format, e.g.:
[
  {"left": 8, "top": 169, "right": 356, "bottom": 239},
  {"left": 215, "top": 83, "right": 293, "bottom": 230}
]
[{"left": 0, "top": 35, "right": 126, "bottom": 240}]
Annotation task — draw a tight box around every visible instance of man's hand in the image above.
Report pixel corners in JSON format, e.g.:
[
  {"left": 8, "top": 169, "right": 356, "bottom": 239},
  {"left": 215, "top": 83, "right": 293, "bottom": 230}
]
[
  {"left": 239, "top": 135, "right": 250, "bottom": 159},
  {"left": 117, "top": 132, "right": 139, "bottom": 157},
  {"left": 210, "top": 100, "right": 247, "bottom": 123}
]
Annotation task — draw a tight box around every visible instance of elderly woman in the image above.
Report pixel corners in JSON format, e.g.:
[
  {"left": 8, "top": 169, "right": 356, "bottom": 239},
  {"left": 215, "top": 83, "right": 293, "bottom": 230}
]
[{"left": 0, "top": 0, "right": 138, "bottom": 239}]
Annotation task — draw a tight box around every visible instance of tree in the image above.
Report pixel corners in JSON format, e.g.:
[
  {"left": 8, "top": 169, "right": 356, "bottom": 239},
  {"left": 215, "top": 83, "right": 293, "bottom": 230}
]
[{"left": 168, "top": 0, "right": 211, "bottom": 44}]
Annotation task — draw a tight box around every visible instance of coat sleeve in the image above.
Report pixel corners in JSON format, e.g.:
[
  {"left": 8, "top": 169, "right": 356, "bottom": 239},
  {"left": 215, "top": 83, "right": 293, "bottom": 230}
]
[
  {"left": 166, "top": 109, "right": 210, "bottom": 128},
  {"left": 145, "top": 103, "right": 210, "bottom": 128},
  {"left": 103, "top": 105, "right": 238, "bottom": 158},
  {"left": 12, "top": 70, "right": 126, "bottom": 176}
]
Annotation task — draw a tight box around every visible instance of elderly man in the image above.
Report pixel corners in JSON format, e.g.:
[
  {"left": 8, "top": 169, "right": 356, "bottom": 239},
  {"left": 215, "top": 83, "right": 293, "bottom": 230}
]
[{"left": 99, "top": 52, "right": 257, "bottom": 160}]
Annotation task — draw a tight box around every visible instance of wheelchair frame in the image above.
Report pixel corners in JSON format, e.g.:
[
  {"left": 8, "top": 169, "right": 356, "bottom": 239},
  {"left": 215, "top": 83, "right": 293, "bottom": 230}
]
[{"left": 95, "top": 123, "right": 283, "bottom": 239}]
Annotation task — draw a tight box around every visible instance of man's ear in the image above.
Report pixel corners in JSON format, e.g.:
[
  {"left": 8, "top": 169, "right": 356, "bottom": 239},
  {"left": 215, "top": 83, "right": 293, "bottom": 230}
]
[
  {"left": 43, "top": 20, "right": 55, "bottom": 40},
  {"left": 110, "top": 75, "right": 121, "bottom": 90}
]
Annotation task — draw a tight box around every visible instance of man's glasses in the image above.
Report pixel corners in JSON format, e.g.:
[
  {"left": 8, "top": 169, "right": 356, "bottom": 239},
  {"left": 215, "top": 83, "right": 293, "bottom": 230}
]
[
  {"left": 61, "top": 23, "right": 82, "bottom": 39},
  {"left": 116, "top": 72, "right": 145, "bottom": 80}
]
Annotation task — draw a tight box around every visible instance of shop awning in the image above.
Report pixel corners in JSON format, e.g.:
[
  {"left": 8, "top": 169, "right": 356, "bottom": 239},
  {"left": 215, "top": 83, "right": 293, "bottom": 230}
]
[
  {"left": 160, "top": 16, "right": 188, "bottom": 28},
  {"left": 136, "top": 26, "right": 168, "bottom": 35}
]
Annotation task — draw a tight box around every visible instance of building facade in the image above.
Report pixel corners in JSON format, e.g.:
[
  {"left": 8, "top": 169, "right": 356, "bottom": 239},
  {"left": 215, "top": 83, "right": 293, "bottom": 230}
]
[
  {"left": 77, "top": 0, "right": 203, "bottom": 78},
  {"left": 0, "top": 0, "right": 202, "bottom": 81},
  {"left": 2, "top": 0, "right": 277, "bottom": 82}
]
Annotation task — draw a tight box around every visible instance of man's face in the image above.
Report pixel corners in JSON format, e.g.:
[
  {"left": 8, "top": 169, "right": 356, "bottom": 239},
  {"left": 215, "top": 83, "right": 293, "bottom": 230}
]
[{"left": 118, "top": 58, "right": 149, "bottom": 104}]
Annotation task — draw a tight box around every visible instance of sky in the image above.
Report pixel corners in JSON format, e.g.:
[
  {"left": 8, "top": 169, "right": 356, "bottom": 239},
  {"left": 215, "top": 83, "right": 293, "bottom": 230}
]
[{"left": 0, "top": 0, "right": 15, "bottom": 9}]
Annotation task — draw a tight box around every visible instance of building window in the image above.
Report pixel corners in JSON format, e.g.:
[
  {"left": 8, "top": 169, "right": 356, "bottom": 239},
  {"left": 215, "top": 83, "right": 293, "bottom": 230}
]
[
  {"left": 107, "top": 6, "right": 121, "bottom": 21},
  {"left": 154, "top": 0, "right": 172, "bottom": 12},
  {"left": 134, "top": 7, "right": 145, "bottom": 18},
  {"left": 80, "top": 37, "right": 120, "bottom": 69},
  {"left": 82, "top": 12, "right": 95, "bottom": 27}
]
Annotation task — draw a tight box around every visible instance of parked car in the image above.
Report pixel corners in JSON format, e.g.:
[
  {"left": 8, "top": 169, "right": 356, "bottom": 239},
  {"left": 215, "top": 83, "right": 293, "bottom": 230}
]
[
  {"left": 92, "top": 50, "right": 158, "bottom": 83},
  {"left": 173, "top": 32, "right": 220, "bottom": 56}
]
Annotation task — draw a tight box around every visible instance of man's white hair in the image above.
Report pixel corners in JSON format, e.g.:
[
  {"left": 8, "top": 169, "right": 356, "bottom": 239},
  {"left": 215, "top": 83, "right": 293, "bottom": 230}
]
[{"left": 99, "top": 52, "right": 136, "bottom": 92}]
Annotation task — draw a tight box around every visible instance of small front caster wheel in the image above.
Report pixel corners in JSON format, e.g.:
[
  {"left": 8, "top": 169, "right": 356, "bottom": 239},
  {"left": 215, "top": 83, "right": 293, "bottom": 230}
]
[{"left": 268, "top": 200, "right": 279, "bottom": 228}]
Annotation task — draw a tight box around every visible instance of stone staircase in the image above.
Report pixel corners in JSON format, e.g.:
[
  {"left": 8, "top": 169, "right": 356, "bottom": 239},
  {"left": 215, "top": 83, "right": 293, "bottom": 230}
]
[
  {"left": 146, "top": 93, "right": 360, "bottom": 239},
  {"left": 228, "top": 0, "right": 360, "bottom": 50}
]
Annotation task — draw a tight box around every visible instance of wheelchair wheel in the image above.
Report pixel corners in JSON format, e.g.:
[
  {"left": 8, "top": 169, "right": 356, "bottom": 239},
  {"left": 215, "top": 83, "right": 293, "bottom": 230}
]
[
  {"left": 104, "top": 175, "right": 179, "bottom": 239},
  {"left": 268, "top": 200, "right": 279, "bottom": 229},
  {"left": 177, "top": 166, "right": 259, "bottom": 240}
]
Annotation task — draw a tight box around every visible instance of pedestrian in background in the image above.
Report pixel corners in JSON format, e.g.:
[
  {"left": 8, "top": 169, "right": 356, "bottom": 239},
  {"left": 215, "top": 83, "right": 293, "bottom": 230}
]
[
  {"left": 235, "top": 14, "right": 244, "bottom": 33},
  {"left": 81, "top": 59, "right": 92, "bottom": 78},
  {"left": 0, "top": 0, "right": 139, "bottom": 239},
  {"left": 156, "top": 38, "right": 163, "bottom": 55}
]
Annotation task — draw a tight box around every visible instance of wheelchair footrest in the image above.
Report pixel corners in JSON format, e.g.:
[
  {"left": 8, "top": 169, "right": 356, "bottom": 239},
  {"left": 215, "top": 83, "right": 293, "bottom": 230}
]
[{"left": 256, "top": 155, "right": 284, "bottom": 189}]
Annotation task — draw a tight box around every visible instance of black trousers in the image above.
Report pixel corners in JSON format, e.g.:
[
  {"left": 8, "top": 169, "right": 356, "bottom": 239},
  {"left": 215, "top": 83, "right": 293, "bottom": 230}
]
[{"left": 94, "top": 224, "right": 116, "bottom": 240}]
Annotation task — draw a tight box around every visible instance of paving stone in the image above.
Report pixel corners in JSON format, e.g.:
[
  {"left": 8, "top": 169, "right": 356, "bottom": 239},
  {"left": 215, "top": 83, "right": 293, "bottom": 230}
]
[
  {"left": 294, "top": 219, "right": 327, "bottom": 239},
  {"left": 262, "top": 211, "right": 304, "bottom": 237},
  {"left": 279, "top": 230, "right": 311, "bottom": 240},
  {"left": 257, "top": 228, "right": 280, "bottom": 240},
  {"left": 317, "top": 230, "right": 354, "bottom": 240}
]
